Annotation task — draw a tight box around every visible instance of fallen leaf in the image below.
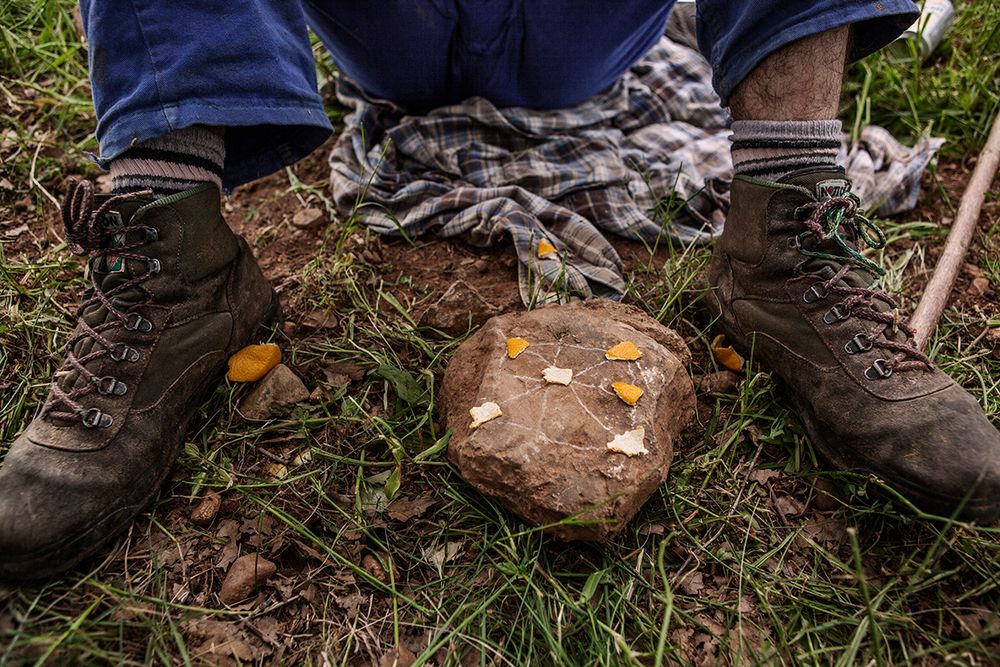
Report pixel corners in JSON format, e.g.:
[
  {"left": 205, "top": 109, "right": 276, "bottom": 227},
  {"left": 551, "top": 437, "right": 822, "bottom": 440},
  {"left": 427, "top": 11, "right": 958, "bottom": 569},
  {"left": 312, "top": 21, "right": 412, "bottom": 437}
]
[
  {"left": 422, "top": 540, "right": 465, "bottom": 574},
  {"left": 774, "top": 494, "right": 805, "bottom": 519},
  {"left": 215, "top": 519, "right": 240, "bottom": 570},
  {"left": 323, "top": 361, "right": 366, "bottom": 386},
  {"left": 2, "top": 223, "right": 27, "bottom": 239},
  {"left": 679, "top": 571, "right": 705, "bottom": 595},
  {"left": 710, "top": 335, "right": 743, "bottom": 372},
  {"left": 748, "top": 468, "right": 780, "bottom": 485},
  {"left": 299, "top": 307, "right": 338, "bottom": 331},
  {"left": 387, "top": 493, "right": 435, "bottom": 522}
]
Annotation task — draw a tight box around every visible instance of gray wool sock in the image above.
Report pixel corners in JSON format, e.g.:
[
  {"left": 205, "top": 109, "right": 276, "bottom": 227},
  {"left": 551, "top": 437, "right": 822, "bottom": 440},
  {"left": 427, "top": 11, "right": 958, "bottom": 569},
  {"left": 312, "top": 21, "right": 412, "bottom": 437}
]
[
  {"left": 730, "top": 120, "right": 842, "bottom": 181},
  {"left": 110, "top": 126, "right": 225, "bottom": 195}
]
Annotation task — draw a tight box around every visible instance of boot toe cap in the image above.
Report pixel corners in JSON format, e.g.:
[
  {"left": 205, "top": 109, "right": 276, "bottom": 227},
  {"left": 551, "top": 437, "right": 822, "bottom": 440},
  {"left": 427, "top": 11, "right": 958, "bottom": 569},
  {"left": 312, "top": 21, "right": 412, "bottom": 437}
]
[
  {"left": 0, "top": 440, "right": 130, "bottom": 579},
  {"left": 864, "top": 388, "right": 1000, "bottom": 521}
]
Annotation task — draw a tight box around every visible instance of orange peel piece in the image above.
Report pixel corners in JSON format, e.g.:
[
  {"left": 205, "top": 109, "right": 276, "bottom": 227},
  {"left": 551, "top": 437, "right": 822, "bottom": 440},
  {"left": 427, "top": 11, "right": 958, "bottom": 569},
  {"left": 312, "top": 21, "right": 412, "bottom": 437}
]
[
  {"left": 227, "top": 343, "right": 281, "bottom": 382},
  {"left": 710, "top": 334, "right": 744, "bottom": 372},
  {"left": 605, "top": 340, "right": 641, "bottom": 361},
  {"left": 607, "top": 427, "right": 647, "bottom": 457},
  {"left": 542, "top": 366, "right": 573, "bottom": 385},
  {"left": 506, "top": 337, "right": 530, "bottom": 359},
  {"left": 537, "top": 239, "right": 558, "bottom": 258},
  {"left": 611, "top": 381, "right": 644, "bottom": 406},
  {"left": 469, "top": 401, "right": 503, "bottom": 429}
]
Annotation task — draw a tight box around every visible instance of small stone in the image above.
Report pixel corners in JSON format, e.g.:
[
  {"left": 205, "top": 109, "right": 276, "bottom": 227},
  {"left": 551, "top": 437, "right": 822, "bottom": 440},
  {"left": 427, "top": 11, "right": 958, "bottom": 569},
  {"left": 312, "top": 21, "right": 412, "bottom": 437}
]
[
  {"left": 190, "top": 491, "right": 222, "bottom": 526},
  {"left": 238, "top": 364, "right": 310, "bottom": 420},
  {"left": 969, "top": 277, "right": 990, "bottom": 298},
  {"left": 219, "top": 554, "right": 277, "bottom": 605},
  {"left": 291, "top": 207, "right": 325, "bottom": 229},
  {"left": 812, "top": 478, "right": 843, "bottom": 512},
  {"left": 697, "top": 370, "right": 741, "bottom": 395},
  {"left": 361, "top": 553, "right": 388, "bottom": 583},
  {"left": 419, "top": 280, "right": 500, "bottom": 336},
  {"left": 442, "top": 300, "right": 695, "bottom": 541},
  {"left": 473, "top": 259, "right": 489, "bottom": 273}
]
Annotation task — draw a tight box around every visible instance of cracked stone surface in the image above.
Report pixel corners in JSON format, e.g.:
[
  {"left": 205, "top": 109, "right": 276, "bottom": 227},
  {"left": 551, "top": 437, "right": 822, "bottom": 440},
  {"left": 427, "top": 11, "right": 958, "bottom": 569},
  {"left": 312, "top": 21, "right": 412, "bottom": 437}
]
[{"left": 442, "top": 299, "right": 696, "bottom": 540}]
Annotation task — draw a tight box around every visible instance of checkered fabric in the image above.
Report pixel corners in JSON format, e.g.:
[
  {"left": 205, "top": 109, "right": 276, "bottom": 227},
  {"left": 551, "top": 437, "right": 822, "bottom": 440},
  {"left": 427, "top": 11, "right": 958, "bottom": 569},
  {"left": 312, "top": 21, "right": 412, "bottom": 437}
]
[{"left": 328, "top": 35, "right": 942, "bottom": 305}]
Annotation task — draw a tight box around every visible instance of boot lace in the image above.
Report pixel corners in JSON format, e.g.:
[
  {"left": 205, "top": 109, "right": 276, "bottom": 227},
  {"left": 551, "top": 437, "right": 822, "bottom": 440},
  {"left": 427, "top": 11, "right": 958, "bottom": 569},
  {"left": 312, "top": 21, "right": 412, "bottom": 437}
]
[
  {"left": 44, "top": 180, "right": 159, "bottom": 427},
  {"left": 794, "top": 193, "right": 932, "bottom": 379}
]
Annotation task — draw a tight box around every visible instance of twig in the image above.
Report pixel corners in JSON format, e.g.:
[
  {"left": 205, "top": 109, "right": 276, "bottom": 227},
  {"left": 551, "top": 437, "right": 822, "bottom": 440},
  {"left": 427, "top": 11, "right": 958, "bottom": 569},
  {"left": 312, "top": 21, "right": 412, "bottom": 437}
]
[{"left": 910, "top": 111, "right": 1000, "bottom": 350}]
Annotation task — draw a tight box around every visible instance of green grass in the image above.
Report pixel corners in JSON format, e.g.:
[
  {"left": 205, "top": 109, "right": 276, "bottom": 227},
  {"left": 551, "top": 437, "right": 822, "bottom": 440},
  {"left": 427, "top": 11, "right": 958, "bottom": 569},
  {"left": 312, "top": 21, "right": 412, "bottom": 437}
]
[{"left": 2, "top": 0, "right": 1000, "bottom": 665}]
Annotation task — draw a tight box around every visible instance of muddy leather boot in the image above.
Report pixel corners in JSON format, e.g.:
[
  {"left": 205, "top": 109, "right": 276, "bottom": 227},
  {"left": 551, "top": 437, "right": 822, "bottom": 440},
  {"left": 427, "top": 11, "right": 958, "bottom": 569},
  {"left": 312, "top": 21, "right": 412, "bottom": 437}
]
[
  {"left": 707, "top": 169, "right": 1000, "bottom": 521},
  {"left": 0, "top": 181, "right": 278, "bottom": 579}
]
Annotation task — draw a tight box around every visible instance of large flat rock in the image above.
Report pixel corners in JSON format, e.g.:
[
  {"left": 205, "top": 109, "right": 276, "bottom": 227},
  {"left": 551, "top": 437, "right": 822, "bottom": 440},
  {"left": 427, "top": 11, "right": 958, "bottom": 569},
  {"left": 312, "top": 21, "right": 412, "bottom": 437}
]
[{"left": 441, "top": 299, "right": 695, "bottom": 540}]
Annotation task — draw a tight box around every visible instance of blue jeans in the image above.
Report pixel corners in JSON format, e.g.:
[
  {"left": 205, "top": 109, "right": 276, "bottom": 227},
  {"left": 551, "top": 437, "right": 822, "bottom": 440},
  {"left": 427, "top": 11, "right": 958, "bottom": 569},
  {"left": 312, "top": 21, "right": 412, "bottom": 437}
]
[{"left": 79, "top": 0, "right": 917, "bottom": 190}]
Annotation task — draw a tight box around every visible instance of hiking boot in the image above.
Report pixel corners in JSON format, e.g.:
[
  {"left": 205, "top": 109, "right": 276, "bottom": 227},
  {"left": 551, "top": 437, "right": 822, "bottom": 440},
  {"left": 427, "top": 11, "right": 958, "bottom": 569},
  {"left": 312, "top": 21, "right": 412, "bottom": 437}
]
[
  {"left": 706, "top": 169, "right": 1000, "bottom": 521},
  {"left": 0, "top": 181, "right": 279, "bottom": 579}
]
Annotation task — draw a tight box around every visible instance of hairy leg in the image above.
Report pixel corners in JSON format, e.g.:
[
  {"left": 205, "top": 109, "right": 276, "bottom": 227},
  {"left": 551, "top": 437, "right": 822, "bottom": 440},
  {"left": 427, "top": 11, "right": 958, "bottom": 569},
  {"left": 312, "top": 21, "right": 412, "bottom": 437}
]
[{"left": 729, "top": 25, "right": 849, "bottom": 121}]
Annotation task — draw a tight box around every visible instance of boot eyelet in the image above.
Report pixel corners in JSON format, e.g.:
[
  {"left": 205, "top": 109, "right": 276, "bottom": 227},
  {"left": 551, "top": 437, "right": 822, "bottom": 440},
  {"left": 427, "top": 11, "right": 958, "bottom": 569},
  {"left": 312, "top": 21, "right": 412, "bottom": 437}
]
[
  {"left": 110, "top": 344, "right": 140, "bottom": 362},
  {"left": 80, "top": 407, "right": 113, "bottom": 428},
  {"left": 147, "top": 258, "right": 161, "bottom": 275},
  {"left": 844, "top": 332, "right": 874, "bottom": 355},
  {"left": 864, "top": 358, "right": 893, "bottom": 380},
  {"left": 802, "top": 282, "right": 829, "bottom": 304},
  {"left": 822, "top": 304, "right": 851, "bottom": 325},
  {"left": 94, "top": 376, "right": 128, "bottom": 396},
  {"left": 124, "top": 313, "right": 153, "bottom": 332},
  {"left": 144, "top": 227, "right": 159, "bottom": 242}
]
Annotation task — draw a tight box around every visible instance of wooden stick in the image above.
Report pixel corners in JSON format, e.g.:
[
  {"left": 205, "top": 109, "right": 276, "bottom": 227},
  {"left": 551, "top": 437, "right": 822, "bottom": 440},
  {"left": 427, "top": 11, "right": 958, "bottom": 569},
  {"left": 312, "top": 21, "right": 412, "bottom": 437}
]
[{"left": 910, "top": 111, "right": 1000, "bottom": 350}]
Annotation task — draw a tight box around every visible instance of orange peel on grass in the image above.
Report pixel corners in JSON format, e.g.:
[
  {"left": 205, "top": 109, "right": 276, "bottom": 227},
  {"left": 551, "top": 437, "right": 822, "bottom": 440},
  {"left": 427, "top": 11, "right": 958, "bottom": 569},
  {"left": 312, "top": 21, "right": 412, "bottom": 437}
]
[
  {"left": 710, "top": 334, "right": 744, "bottom": 372},
  {"left": 227, "top": 343, "right": 281, "bottom": 382}
]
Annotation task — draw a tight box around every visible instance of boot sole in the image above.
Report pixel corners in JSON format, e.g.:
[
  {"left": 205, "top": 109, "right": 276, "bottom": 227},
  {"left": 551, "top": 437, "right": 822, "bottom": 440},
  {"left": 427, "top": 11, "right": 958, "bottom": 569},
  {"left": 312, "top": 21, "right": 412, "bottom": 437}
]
[
  {"left": 0, "top": 292, "right": 283, "bottom": 581},
  {"left": 708, "top": 308, "right": 1000, "bottom": 523}
]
